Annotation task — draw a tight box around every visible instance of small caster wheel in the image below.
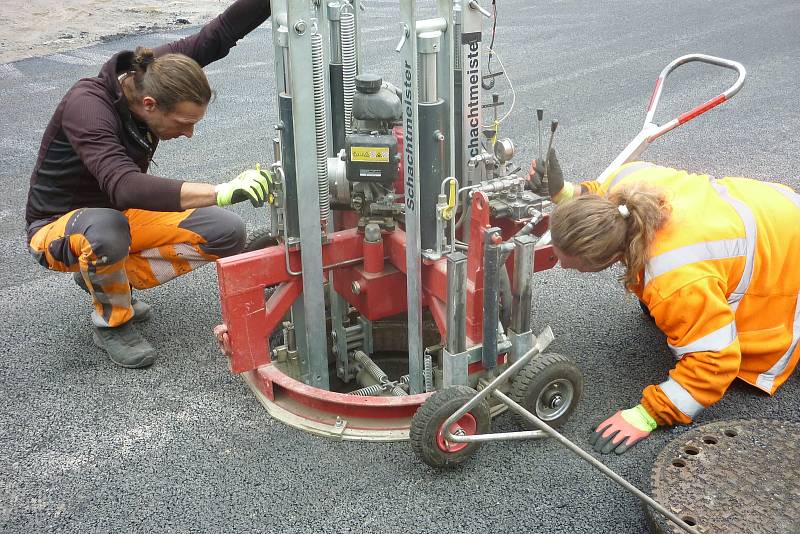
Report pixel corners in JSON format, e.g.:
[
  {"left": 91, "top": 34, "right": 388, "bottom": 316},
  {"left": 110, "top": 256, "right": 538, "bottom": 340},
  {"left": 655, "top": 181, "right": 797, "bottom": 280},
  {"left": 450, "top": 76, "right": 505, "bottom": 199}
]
[
  {"left": 410, "top": 386, "right": 490, "bottom": 468},
  {"left": 243, "top": 227, "right": 278, "bottom": 253},
  {"left": 509, "top": 352, "right": 583, "bottom": 431}
]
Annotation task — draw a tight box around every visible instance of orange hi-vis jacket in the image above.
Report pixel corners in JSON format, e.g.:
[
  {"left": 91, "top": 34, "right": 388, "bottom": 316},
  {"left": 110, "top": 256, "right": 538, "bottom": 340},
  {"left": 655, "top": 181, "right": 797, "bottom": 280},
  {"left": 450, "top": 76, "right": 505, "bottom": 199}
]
[{"left": 582, "top": 162, "right": 800, "bottom": 426}]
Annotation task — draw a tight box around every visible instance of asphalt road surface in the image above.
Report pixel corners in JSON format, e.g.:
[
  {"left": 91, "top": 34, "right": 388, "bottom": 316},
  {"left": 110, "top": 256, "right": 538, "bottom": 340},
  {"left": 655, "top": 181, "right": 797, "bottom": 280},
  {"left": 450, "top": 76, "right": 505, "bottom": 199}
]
[{"left": 2, "top": 1, "right": 799, "bottom": 532}]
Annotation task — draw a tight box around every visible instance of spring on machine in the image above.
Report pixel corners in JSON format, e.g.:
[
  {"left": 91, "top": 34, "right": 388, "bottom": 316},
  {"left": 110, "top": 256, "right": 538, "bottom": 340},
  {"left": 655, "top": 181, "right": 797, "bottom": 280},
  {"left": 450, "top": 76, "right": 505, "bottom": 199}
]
[
  {"left": 354, "top": 351, "right": 388, "bottom": 382},
  {"left": 389, "top": 384, "right": 408, "bottom": 397},
  {"left": 423, "top": 353, "right": 434, "bottom": 392},
  {"left": 348, "top": 383, "right": 384, "bottom": 396},
  {"left": 311, "top": 32, "right": 330, "bottom": 224},
  {"left": 347, "top": 382, "right": 408, "bottom": 397},
  {"left": 340, "top": 11, "right": 356, "bottom": 134}
]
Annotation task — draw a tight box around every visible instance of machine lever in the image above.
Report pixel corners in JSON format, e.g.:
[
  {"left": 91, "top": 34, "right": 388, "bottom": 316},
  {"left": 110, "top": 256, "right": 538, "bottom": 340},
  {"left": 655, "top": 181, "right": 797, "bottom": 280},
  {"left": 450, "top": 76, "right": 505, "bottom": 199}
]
[
  {"left": 536, "top": 108, "right": 544, "bottom": 162},
  {"left": 395, "top": 24, "right": 409, "bottom": 53},
  {"left": 542, "top": 119, "right": 559, "bottom": 185},
  {"left": 468, "top": 0, "right": 493, "bottom": 18}
]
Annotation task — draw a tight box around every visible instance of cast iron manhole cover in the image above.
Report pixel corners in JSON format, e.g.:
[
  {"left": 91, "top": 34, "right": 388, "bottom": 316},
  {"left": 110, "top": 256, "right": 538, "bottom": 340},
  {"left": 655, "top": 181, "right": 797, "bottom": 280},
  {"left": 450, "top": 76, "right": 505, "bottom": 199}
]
[{"left": 648, "top": 419, "right": 800, "bottom": 534}]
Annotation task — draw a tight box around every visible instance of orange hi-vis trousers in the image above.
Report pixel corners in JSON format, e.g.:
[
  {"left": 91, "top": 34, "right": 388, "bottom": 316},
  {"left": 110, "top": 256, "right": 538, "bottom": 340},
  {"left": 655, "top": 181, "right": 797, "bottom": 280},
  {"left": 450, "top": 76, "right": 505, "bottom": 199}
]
[{"left": 28, "top": 207, "right": 245, "bottom": 328}]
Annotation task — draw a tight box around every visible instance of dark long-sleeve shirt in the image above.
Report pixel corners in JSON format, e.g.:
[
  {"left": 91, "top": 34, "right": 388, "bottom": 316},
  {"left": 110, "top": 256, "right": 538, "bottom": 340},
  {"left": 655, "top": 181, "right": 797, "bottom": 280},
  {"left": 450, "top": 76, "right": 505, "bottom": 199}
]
[{"left": 25, "top": 0, "right": 271, "bottom": 241}]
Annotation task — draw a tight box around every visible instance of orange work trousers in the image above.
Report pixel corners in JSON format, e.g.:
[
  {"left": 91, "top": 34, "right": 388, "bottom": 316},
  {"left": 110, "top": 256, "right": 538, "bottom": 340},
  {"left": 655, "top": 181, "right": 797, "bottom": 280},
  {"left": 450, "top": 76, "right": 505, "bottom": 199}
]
[{"left": 28, "top": 206, "right": 245, "bottom": 328}]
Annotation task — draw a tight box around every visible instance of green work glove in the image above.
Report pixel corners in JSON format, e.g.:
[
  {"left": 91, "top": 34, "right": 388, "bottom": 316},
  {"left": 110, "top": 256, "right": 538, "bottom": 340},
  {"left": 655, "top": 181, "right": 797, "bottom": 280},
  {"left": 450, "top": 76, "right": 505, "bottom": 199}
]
[
  {"left": 588, "top": 404, "right": 658, "bottom": 455},
  {"left": 215, "top": 166, "right": 272, "bottom": 207}
]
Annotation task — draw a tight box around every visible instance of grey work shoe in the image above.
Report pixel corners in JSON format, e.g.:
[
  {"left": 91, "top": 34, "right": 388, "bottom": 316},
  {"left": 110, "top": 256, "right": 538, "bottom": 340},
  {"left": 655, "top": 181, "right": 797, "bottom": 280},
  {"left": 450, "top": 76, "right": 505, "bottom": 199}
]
[
  {"left": 92, "top": 322, "right": 156, "bottom": 369},
  {"left": 73, "top": 271, "right": 152, "bottom": 323}
]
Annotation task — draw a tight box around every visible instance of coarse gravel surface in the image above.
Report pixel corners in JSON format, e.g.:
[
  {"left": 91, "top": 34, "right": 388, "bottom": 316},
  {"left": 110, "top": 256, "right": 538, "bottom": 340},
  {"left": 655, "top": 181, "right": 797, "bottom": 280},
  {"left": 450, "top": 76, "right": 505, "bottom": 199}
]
[{"left": 2, "top": 1, "right": 799, "bottom": 533}]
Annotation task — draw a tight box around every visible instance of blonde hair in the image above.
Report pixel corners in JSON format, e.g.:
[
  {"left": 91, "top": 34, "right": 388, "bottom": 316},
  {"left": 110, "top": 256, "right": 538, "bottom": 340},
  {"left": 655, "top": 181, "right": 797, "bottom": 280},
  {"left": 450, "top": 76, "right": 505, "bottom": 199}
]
[
  {"left": 130, "top": 47, "right": 213, "bottom": 111},
  {"left": 550, "top": 183, "right": 671, "bottom": 291}
]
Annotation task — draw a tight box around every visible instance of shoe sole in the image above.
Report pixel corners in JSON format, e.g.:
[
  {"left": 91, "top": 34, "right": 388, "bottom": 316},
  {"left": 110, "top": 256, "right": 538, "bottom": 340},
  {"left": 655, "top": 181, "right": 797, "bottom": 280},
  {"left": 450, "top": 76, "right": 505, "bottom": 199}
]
[{"left": 92, "top": 331, "right": 156, "bottom": 369}]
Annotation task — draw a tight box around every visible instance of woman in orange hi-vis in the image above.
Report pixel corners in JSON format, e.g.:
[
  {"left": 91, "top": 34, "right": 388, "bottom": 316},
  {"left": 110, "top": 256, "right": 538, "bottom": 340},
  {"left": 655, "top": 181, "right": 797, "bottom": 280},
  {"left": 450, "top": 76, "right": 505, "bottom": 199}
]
[{"left": 529, "top": 150, "right": 800, "bottom": 454}]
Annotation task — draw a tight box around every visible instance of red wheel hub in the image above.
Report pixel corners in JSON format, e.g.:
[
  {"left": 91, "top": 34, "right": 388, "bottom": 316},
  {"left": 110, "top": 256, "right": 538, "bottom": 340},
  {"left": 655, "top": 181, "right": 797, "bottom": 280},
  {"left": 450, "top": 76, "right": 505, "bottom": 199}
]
[{"left": 436, "top": 413, "right": 477, "bottom": 452}]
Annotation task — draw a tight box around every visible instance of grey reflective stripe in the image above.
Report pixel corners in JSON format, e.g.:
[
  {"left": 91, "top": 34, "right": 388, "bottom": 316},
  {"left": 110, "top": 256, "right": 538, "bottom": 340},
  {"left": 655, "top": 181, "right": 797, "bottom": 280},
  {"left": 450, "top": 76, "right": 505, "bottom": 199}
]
[
  {"left": 139, "top": 247, "right": 180, "bottom": 285},
  {"left": 644, "top": 238, "right": 747, "bottom": 287},
  {"left": 659, "top": 378, "right": 705, "bottom": 419},
  {"left": 709, "top": 178, "right": 757, "bottom": 311},
  {"left": 756, "top": 292, "right": 800, "bottom": 391},
  {"left": 85, "top": 267, "right": 131, "bottom": 328},
  {"left": 764, "top": 182, "right": 800, "bottom": 210},
  {"left": 138, "top": 244, "right": 211, "bottom": 286},
  {"left": 668, "top": 320, "right": 737, "bottom": 358},
  {"left": 607, "top": 162, "right": 656, "bottom": 191}
]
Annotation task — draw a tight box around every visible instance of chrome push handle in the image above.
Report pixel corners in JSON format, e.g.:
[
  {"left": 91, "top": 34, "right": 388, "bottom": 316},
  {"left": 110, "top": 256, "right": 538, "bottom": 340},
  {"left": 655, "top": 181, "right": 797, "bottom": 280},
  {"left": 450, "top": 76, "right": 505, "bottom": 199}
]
[
  {"left": 596, "top": 54, "right": 746, "bottom": 184},
  {"left": 645, "top": 53, "right": 746, "bottom": 140}
]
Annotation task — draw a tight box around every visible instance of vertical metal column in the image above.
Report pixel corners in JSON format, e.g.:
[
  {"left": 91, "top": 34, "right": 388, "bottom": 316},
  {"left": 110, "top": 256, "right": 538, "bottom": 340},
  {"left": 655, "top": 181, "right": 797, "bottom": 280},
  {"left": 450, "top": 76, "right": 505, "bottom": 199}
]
[
  {"left": 443, "top": 251, "right": 468, "bottom": 386},
  {"left": 287, "top": 2, "right": 330, "bottom": 390},
  {"left": 417, "top": 28, "right": 447, "bottom": 254},
  {"left": 459, "top": 0, "right": 483, "bottom": 186},
  {"left": 436, "top": 0, "right": 455, "bottom": 184},
  {"left": 400, "top": 0, "right": 424, "bottom": 394},
  {"left": 327, "top": 1, "right": 351, "bottom": 384},
  {"left": 350, "top": 0, "right": 364, "bottom": 72},
  {"left": 446, "top": 252, "right": 467, "bottom": 354},
  {"left": 452, "top": 2, "right": 464, "bottom": 185},
  {"left": 482, "top": 228, "right": 501, "bottom": 370},
  {"left": 511, "top": 235, "right": 535, "bottom": 334},
  {"left": 508, "top": 234, "right": 536, "bottom": 363},
  {"left": 327, "top": 3, "right": 346, "bottom": 152}
]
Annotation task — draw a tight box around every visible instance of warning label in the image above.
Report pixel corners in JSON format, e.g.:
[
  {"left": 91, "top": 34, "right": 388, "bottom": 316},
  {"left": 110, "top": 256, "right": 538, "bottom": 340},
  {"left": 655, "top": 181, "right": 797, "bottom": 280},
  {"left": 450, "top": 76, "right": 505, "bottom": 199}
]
[{"left": 351, "top": 146, "right": 390, "bottom": 163}]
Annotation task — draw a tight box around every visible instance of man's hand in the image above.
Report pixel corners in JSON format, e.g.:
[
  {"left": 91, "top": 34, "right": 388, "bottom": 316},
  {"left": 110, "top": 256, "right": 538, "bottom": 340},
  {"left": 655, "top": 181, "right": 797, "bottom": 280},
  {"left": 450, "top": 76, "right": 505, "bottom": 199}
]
[
  {"left": 589, "top": 404, "right": 657, "bottom": 454},
  {"left": 215, "top": 167, "right": 272, "bottom": 207}
]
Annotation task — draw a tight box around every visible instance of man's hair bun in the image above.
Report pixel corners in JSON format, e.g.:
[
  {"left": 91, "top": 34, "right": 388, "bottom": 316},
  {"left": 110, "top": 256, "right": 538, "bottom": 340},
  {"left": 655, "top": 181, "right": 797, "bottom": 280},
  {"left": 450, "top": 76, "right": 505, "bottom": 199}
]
[{"left": 133, "top": 47, "right": 155, "bottom": 70}]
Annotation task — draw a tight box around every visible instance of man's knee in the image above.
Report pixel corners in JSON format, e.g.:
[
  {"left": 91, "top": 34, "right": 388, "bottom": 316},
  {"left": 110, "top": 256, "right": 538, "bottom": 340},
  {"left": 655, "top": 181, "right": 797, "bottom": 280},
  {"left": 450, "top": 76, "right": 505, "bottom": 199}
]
[
  {"left": 64, "top": 208, "right": 131, "bottom": 265},
  {"left": 180, "top": 207, "right": 246, "bottom": 258}
]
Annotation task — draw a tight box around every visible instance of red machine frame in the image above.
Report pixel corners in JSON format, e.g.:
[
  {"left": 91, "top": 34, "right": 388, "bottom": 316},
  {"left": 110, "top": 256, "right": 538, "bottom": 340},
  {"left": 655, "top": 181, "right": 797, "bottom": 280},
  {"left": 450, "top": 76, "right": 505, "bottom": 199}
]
[{"left": 214, "top": 191, "right": 555, "bottom": 433}]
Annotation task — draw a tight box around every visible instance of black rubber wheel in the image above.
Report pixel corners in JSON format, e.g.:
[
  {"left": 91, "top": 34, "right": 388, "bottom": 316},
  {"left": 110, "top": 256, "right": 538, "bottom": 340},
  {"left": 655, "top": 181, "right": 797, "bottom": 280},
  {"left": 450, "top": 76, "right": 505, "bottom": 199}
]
[
  {"left": 243, "top": 227, "right": 278, "bottom": 253},
  {"left": 410, "top": 386, "right": 491, "bottom": 468},
  {"left": 509, "top": 352, "right": 583, "bottom": 431}
]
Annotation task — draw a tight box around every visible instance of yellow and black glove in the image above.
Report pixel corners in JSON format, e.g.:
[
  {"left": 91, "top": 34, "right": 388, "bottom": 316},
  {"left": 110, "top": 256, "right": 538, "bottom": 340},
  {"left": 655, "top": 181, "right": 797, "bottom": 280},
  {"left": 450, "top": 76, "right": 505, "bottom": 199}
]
[{"left": 216, "top": 165, "right": 273, "bottom": 207}]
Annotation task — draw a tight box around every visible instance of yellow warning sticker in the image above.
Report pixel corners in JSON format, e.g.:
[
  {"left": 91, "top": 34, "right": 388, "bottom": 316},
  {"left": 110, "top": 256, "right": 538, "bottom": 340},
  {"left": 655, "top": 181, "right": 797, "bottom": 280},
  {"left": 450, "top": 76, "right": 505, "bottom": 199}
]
[{"left": 351, "top": 146, "right": 390, "bottom": 163}]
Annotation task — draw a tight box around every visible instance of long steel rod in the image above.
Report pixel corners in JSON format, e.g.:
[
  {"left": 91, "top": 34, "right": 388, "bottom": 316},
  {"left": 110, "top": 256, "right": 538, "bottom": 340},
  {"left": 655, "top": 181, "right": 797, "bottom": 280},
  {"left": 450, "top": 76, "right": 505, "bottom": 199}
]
[
  {"left": 492, "top": 390, "right": 698, "bottom": 534},
  {"left": 439, "top": 326, "right": 696, "bottom": 533}
]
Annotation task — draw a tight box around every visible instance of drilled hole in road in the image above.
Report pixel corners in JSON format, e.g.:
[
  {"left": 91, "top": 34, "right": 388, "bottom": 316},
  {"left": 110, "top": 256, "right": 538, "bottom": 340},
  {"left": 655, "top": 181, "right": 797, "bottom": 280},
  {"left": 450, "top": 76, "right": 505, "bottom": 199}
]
[{"left": 683, "top": 445, "right": 700, "bottom": 455}]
